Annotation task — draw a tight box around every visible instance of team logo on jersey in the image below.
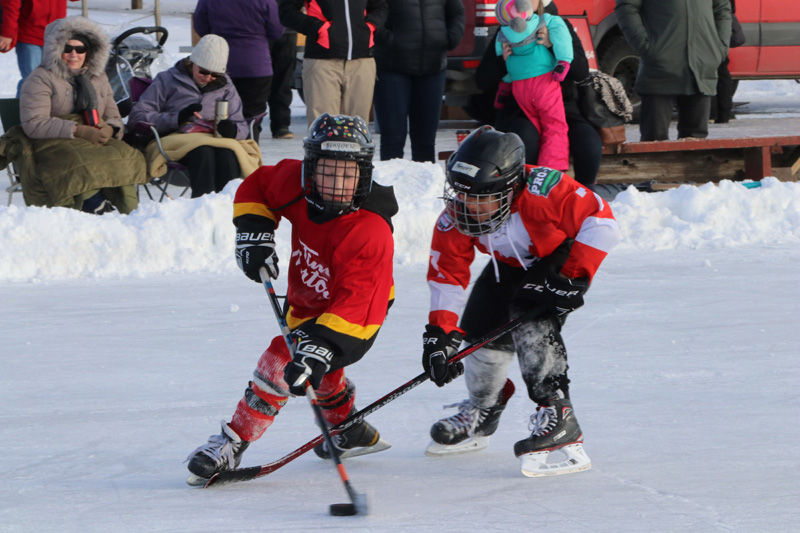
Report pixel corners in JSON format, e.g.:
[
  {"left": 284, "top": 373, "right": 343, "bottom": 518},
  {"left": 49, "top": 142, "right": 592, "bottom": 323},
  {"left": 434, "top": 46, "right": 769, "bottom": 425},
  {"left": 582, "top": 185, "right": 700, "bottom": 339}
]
[
  {"left": 437, "top": 211, "right": 455, "bottom": 232},
  {"left": 526, "top": 167, "right": 562, "bottom": 197},
  {"left": 291, "top": 239, "right": 331, "bottom": 299}
]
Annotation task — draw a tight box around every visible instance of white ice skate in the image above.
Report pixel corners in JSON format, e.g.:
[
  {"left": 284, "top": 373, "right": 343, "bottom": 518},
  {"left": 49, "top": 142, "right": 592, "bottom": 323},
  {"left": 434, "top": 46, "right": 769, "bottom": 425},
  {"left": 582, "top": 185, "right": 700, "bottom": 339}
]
[{"left": 518, "top": 442, "right": 592, "bottom": 477}]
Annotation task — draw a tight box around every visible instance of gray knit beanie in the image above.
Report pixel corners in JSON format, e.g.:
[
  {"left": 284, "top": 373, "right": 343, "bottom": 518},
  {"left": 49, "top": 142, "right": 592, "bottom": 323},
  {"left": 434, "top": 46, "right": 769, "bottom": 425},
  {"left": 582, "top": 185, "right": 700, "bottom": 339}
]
[{"left": 190, "top": 34, "right": 229, "bottom": 74}]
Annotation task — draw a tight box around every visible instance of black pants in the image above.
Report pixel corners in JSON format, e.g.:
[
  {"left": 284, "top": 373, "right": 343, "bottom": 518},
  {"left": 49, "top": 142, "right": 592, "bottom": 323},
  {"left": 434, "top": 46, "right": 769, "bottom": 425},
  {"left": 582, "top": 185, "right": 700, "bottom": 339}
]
[
  {"left": 180, "top": 146, "right": 241, "bottom": 198},
  {"left": 495, "top": 101, "right": 602, "bottom": 189},
  {"left": 712, "top": 58, "right": 735, "bottom": 123},
  {"left": 639, "top": 93, "right": 711, "bottom": 141},
  {"left": 232, "top": 76, "right": 272, "bottom": 143},
  {"left": 268, "top": 31, "right": 297, "bottom": 135}
]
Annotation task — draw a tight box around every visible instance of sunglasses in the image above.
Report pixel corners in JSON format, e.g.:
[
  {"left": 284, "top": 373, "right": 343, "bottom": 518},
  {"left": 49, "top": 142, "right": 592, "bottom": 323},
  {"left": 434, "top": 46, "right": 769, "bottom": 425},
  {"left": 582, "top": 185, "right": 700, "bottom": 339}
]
[
  {"left": 63, "top": 44, "right": 87, "bottom": 54},
  {"left": 197, "top": 67, "right": 223, "bottom": 79}
]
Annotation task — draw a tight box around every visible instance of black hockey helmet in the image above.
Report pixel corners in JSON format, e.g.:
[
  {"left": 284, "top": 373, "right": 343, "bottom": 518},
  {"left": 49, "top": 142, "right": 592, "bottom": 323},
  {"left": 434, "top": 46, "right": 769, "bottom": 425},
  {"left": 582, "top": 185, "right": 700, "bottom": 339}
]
[
  {"left": 302, "top": 113, "right": 375, "bottom": 217},
  {"left": 444, "top": 126, "right": 525, "bottom": 235}
]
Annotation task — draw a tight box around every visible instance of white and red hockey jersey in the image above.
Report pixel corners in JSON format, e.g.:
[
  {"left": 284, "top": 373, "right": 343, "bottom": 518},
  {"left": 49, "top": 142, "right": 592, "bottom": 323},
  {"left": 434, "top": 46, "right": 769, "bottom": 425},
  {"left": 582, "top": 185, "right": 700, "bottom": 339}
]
[{"left": 427, "top": 166, "right": 621, "bottom": 333}]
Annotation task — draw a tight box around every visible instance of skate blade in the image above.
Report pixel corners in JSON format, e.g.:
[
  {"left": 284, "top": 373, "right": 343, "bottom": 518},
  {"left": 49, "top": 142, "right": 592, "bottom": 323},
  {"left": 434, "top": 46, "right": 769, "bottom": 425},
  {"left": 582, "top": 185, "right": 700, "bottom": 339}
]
[
  {"left": 337, "top": 437, "right": 391, "bottom": 459},
  {"left": 186, "top": 473, "right": 210, "bottom": 487},
  {"left": 425, "top": 436, "right": 490, "bottom": 456},
  {"left": 519, "top": 443, "right": 591, "bottom": 477}
]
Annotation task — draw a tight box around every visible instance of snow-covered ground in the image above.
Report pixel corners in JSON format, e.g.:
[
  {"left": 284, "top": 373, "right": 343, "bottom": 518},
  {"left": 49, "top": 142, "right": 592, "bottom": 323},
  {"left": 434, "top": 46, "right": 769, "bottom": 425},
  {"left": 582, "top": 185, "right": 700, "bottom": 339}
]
[{"left": 2, "top": 3, "right": 800, "bottom": 532}]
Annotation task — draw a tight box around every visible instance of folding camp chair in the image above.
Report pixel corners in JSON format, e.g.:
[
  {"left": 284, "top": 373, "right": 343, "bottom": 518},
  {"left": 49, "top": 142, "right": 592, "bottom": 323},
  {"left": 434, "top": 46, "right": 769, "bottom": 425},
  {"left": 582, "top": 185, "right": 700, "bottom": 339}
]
[
  {"left": 0, "top": 98, "right": 23, "bottom": 206},
  {"left": 124, "top": 76, "right": 191, "bottom": 202}
]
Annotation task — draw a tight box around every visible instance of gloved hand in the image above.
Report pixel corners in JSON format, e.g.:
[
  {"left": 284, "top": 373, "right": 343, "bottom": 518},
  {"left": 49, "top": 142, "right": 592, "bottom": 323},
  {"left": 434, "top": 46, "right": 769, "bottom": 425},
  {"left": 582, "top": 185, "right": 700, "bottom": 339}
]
[
  {"left": 283, "top": 332, "right": 335, "bottom": 395},
  {"left": 178, "top": 103, "right": 203, "bottom": 126},
  {"left": 216, "top": 119, "right": 237, "bottom": 139},
  {"left": 422, "top": 324, "right": 464, "bottom": 387},
  {"left": 75, "top": 124, "right": 110, "bottom": 145},
  {"left": 552, "top": 60, "right": 571, "bottom": 83},
  {"left": 235, "top": 220, "right": 279, "bottom": 283},
  {"left": 97, "top": 122, "right": 114, "bottom": 144},
  {"left": 494, "top": 81, "right": 512, "bottom": 110},
  {"left": 515, "top": 264, "right": 589, "bottom": 316}
]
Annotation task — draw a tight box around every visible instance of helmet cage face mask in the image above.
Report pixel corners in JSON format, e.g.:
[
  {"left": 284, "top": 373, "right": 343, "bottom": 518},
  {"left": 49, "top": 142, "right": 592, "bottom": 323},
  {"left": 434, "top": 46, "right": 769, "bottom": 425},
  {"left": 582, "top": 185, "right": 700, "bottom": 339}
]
[
  {"left": 302, "top": 114, "right": 374, "bottom": 217},
  {"left": 443, "top": 180, "right": 517, "bottom": 236},
  {"left": 443, "top": 126, "right": 525, "bottom": 236}
]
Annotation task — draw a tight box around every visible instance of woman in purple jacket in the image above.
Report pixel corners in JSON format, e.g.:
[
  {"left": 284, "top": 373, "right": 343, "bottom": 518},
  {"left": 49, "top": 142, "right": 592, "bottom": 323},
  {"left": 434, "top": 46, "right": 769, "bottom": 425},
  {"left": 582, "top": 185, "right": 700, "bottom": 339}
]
[
  {"left": 128, "top": 35, "right": 250, "bottom": 197},
  {"left": 194, "top": 0, "right": 284, "bottom": 143}
]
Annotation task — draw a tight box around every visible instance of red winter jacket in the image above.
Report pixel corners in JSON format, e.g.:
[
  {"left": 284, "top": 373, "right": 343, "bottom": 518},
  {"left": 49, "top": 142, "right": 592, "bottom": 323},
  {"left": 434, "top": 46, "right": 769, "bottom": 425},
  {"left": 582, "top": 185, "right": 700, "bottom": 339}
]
[{"left": 1, "top": 0, "right": 77, "bottom": 49}]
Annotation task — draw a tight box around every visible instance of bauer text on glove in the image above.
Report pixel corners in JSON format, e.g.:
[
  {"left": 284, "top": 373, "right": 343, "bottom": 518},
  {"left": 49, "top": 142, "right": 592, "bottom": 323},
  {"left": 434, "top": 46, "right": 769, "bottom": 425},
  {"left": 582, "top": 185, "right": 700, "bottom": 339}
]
[
  {"left": 235, "top": 219, "right": 279, "bottom": 282},
  {"left": 515, "top": 265, "right": 589, "bottom": 316},
  {"left": 283, "top": 333, "right": 335, "bottom": 395}
]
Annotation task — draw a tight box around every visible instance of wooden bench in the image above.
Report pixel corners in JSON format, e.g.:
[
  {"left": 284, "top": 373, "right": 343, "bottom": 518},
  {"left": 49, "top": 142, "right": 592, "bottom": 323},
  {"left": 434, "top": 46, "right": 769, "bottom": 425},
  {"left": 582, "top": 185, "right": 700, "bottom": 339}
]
[{"left": 438, "top": 135, "right": 800, "bottom": 185}]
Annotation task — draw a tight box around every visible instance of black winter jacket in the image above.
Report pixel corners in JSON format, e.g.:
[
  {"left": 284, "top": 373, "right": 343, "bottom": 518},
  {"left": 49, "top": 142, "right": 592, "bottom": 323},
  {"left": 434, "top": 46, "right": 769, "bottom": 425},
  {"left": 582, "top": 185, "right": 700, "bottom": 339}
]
[
  {"left": 278, "top": 0, "right": 387, "bottom": 60},
  {"left": 374, "top": 0, "right": 465, "bottom": 75}
]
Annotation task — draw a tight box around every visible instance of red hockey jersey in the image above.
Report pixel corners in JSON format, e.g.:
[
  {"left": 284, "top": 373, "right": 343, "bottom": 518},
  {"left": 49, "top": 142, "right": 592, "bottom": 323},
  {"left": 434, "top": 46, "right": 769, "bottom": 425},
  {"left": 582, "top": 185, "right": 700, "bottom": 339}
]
[
  {"left": 234, "top": 159, "right": 395, "bottom": 362},
  {"left": 427, "top": 166, "right": 621, "bottom": 332}
]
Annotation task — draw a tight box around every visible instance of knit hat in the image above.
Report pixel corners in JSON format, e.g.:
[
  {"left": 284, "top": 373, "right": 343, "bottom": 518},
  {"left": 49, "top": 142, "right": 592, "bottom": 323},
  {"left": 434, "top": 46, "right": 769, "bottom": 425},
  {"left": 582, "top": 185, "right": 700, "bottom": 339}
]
[
  {"left": 190, "top": 34, "right": 229, "bottom": 74},
  {"left": 496, "top": 0, "right": 533, "bottom": 32}
]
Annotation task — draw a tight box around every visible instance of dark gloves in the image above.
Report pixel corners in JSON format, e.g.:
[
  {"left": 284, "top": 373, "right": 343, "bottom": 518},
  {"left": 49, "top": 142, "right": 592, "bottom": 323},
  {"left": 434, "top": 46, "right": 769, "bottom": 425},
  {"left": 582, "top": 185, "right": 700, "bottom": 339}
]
[
  {"left": 216, "top": 119, "right": 237, "bottom": 139},
  {"left": 235, "top": 219, "right": 279, "bottom": 283},
  {"left": 494, "top": 81, "right": 512, "bottom": 110},
  {"left": 74, "top": 124, "right": 107, "bottom": 145},
  {"left": 422, "top": 324, "right": 464, "bottom": 387},
  {"left": 283, "top": 332, "right": 336, "bottom": 395},
  {"left": 552, "top": 60, "right": 571, "bottom": 83},
  {"left": 515, "top": 264, "right": 589, "bottom": 316},
  {"left": 178, "top": 103, "right": 203, "bottom": 126}
]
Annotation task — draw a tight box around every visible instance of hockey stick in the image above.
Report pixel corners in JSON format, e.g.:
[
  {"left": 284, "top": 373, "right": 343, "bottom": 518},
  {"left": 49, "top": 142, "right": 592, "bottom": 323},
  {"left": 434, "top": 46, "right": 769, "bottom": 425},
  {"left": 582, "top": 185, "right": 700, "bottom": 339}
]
[
  {"left": 204, "top": 299, "right": 543, "bottom": 488},
  {"left": 257, "top": 268, "right": 367, "bottom": 515}
]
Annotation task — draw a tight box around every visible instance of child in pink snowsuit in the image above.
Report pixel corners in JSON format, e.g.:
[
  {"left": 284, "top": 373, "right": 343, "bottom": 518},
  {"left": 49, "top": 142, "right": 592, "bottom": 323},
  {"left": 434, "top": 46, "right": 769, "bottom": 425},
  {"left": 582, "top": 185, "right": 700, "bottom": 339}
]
[{"left": 495, "top": 0, "right": 573, "bottom": 171}]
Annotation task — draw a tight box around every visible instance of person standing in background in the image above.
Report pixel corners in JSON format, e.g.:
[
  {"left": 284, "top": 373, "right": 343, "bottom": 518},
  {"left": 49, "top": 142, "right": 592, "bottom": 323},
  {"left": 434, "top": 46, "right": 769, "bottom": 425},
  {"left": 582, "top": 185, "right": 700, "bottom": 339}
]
[
  {"left": 372, "top": 0, "right": 464, "bottom": 162},
  {"left": 0, "top": 0, "right": 78, "bottom": 97},
  {"left": 279, "top": 0, "right": 387, "bottom": 129},
  {"left": 193, "top": 0, "right": 284, "bottom": 143},
  {"left": 615, "top": 0, "right": 731, "bottom": 141},
  {"left": 267, "top": 28, "right": 297, "bottom": 139},
  {"left": 712, "top": 0, "right": 745, "bottom": 124}
]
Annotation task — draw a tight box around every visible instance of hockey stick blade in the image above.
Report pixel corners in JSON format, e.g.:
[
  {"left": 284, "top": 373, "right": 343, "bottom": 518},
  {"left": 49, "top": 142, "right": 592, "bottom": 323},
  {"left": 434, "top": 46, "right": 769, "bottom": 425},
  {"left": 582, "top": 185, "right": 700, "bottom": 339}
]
[{"left": 204, "top": 306, "right": 544, "bottom": 488}]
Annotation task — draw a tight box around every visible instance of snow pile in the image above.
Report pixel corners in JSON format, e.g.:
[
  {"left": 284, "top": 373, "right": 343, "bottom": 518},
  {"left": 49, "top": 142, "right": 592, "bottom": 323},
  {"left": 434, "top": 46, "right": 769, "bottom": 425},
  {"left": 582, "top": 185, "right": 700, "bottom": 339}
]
[{"left": 1, "top": 160, "right": 799, "bottom": 282}]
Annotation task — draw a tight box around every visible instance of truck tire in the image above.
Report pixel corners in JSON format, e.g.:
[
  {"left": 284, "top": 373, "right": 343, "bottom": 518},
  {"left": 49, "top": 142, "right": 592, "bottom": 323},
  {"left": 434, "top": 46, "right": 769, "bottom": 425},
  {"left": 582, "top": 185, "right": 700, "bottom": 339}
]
[{"left": 598, "top": 33, "right": 641, "bottom": 123}]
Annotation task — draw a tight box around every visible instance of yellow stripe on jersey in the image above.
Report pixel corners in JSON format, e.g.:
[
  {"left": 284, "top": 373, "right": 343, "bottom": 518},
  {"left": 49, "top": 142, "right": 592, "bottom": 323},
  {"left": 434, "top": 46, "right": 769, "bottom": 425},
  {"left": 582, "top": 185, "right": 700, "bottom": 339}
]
[
  {"left": 233, "top": 202, "right": 278, "bottom": 223},
  {"left": 316, "top": 313, "right": 381, "bottom": 340},
  {"left": 286, "top": 308, "right": 315, "bottom": 330}
]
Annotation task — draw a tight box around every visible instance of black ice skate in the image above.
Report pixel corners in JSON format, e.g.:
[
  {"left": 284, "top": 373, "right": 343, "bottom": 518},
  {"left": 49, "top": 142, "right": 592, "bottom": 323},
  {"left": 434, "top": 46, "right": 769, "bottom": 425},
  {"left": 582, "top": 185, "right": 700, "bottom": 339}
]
[
  {"left": 513, "top": 398, "right": 591, "bottom": 477},
  {"left": 313, "top": 417, "right": 391, "bottom": 460},
  {"left": 426, "top": 379, "right": 515, "bottom": 456},
  {"left": 185, "top": 421, "right": 250, "bottom": 486}
]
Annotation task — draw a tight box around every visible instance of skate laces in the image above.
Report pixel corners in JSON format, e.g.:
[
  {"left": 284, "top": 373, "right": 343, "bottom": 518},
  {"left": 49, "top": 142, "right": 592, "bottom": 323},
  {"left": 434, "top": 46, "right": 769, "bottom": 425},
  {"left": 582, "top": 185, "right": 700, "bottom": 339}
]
[
  {"left": 185, "top": 431, "right": 240, "bottom": 467},
  {"left": 529, "top": 405, "right": 558, "bottom": 436},
  {"left": 442, "top": 400, "right": 486, "bottom": 432}
]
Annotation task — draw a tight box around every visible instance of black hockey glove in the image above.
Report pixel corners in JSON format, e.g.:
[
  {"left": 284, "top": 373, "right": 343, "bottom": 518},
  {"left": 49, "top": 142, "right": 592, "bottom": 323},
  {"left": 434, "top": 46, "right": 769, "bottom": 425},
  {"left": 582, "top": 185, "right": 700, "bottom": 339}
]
[
  {"left": 235, "top": 219, "right": 279, "bottom": 283},
  {"left": 515, "top": 264, "right": 589, "bottom": 316},
  {"left": 283, "top": 332, "right": 336, "bottom": 396},
  {"left": 422, "top": 324, "right": 464, "bottom": 387}
]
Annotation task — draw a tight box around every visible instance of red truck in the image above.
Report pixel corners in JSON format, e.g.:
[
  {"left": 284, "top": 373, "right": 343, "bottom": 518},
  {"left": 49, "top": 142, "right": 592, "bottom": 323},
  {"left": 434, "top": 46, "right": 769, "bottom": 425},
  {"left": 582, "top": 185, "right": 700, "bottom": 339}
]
[{"left": 446, "top": 0, "right": 800, "bottom": 112}]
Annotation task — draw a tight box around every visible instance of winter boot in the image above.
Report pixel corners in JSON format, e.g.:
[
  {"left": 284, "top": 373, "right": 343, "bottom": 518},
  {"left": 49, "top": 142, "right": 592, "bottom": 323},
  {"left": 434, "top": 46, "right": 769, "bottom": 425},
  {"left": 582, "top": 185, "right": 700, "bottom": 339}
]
[
  {"left": 513, "top": 398, "right": 591, "bottom": 477},
  {"left": 426, "top": 379, "right": 515, "bottom": 456},
  {"left": 313, "top": 417, "right": 391, "bottom": 460},
  {"left": 186, "top": 421, "right": 250, "bottom": 486}
]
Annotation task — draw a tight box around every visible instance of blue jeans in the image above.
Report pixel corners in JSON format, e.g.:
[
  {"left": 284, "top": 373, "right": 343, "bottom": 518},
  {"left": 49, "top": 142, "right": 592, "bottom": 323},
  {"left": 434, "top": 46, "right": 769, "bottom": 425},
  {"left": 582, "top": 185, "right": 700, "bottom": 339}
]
[
  {"left": 16, "top": 42, "right": 43, "bottom": 97},
  {"left": 373, "top": 69, "right": 446, "bottom": 162}
]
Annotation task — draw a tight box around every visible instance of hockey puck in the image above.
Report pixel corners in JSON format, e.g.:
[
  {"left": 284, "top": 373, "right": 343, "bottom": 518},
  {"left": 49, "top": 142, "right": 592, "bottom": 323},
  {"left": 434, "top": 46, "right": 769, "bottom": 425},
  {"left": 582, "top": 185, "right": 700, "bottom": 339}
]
[{"left": 329, "top": 503, "right": 358, "bottom": 516}]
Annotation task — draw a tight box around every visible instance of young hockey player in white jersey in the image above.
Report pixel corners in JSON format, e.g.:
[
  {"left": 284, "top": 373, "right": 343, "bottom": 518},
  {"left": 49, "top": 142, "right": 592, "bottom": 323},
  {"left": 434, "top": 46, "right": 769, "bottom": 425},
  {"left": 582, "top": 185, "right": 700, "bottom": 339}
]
[{"left": 420, "top": 125, "right": 620, "bottom": 476}]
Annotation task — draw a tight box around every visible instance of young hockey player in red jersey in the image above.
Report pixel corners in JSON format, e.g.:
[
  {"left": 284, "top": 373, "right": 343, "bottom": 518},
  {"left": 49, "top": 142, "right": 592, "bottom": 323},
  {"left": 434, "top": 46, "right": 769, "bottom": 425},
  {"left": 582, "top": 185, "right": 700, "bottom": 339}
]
[
  {"left": 420, "top": 125, "right": 620, "bottom": 476},
  {"left": 186, "top": 113, "right": 398, "bottom": 486}
]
